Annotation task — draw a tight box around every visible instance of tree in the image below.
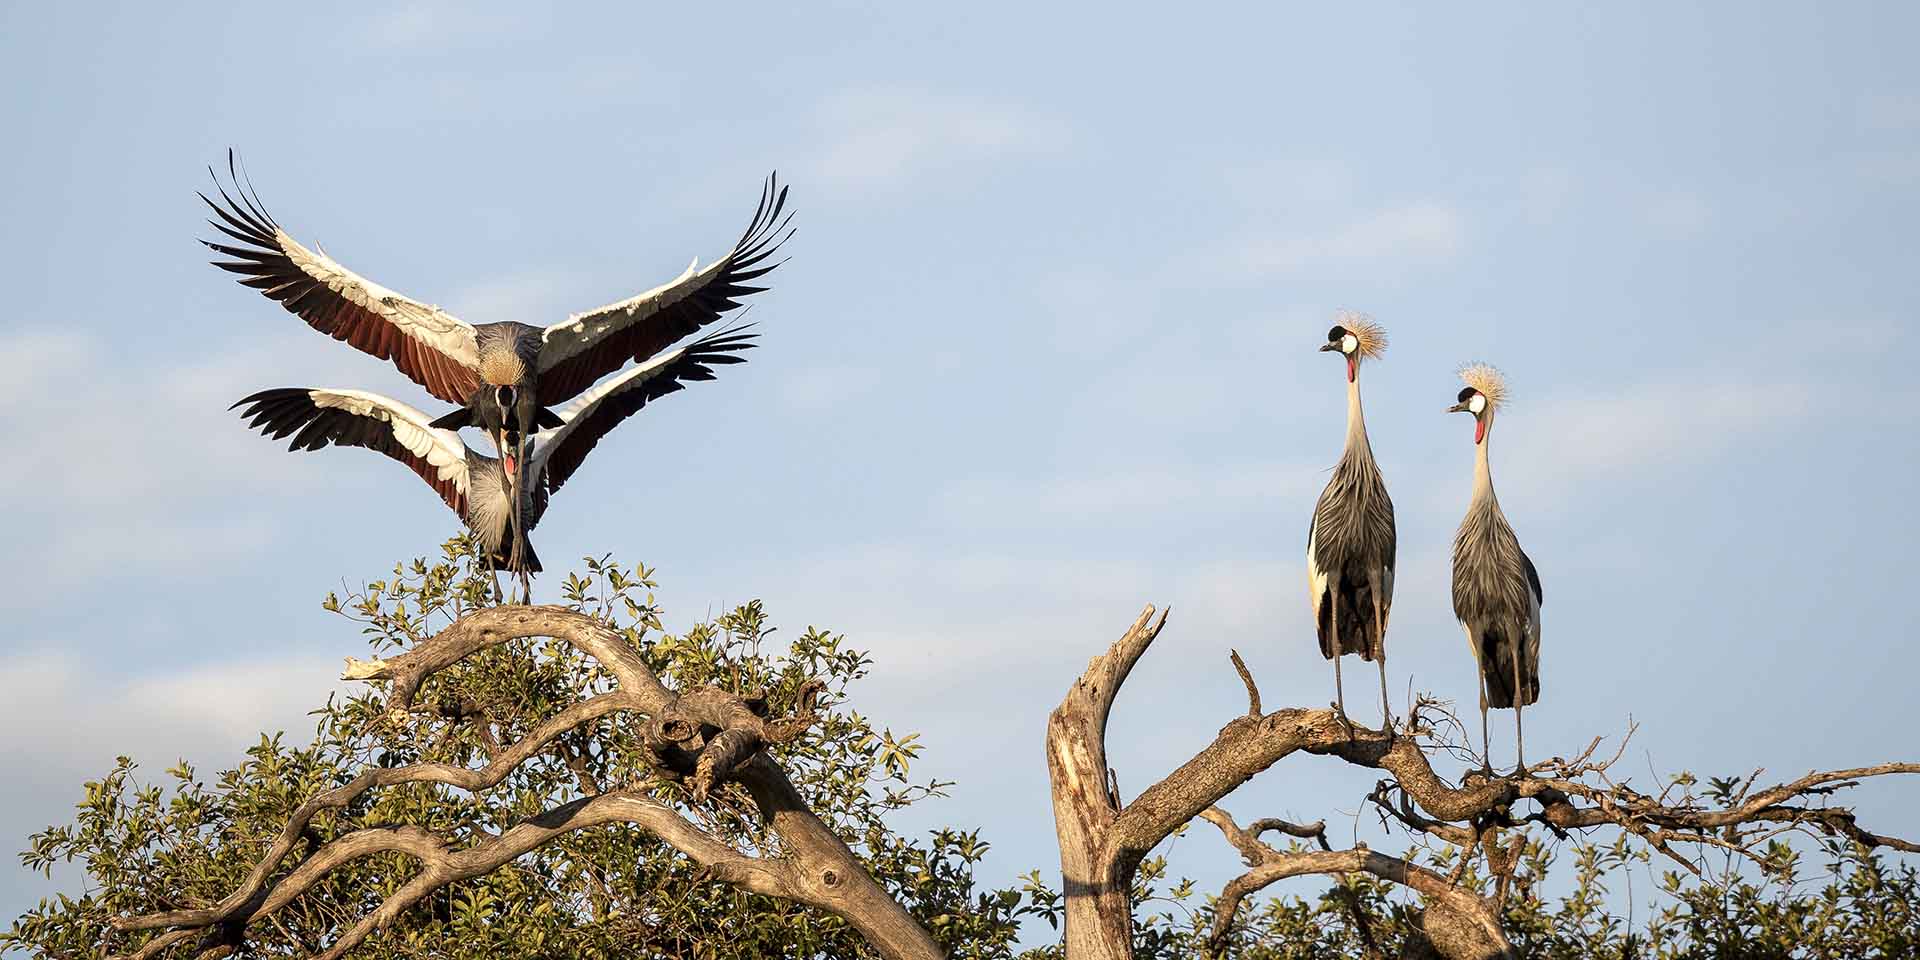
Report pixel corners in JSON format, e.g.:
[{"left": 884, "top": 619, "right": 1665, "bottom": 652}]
[
  {"left": 6, "top": 545, "right": 1051, "bottom": 960},
  {"left": 6, "top": 544, "right": 1916, "bottom": 959}
]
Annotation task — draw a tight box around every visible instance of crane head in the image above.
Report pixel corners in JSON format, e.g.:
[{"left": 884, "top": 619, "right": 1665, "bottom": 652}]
[
  {"left": 1320, "top": 312, "right": 1387, "bottom": 382},
  {"left": 1448, "top": 363, "right": 1509, "bottom": 444}
]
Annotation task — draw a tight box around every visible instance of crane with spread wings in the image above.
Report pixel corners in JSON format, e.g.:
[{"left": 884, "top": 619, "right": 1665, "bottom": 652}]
[
  {"left": 202, "top": 153, "right": 791, "bottom": 574},
  {"left": 231, "top": 327, "right": 757, "bottom": 601}
]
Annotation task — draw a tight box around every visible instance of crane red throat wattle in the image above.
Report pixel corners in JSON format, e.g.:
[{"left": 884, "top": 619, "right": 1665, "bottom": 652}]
[
  {"left": 1474, "top": 418, "right": 1487, "bottom": 445},
  {"left": 1346, "top": 355, "right": 1357, "bottom": 383}
]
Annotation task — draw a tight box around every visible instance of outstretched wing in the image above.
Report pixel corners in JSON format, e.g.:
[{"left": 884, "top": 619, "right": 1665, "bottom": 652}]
[
  {"left": 535, "top": 174, "right": 790, "bottom": 403},
  {"left": 231, "top": 387, "right": 474, "bottom": 515},
  {"left": 201, "top": 153, "right": 482, "bottom": 404},
  {"left": 531, "top": 326, "right": 758, "bottom": 494}
]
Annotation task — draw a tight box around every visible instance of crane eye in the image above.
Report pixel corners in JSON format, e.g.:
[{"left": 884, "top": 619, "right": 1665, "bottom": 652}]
[
  {"left": 1326, "top": 324, "right": 1348, "bottom": 343},
  {"left": 1456, "top": 387, "right": 1475, "bottom": 403}
]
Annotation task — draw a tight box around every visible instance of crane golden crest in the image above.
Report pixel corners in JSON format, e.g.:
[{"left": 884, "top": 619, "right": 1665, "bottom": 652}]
[
  {"left": 1457, "top": 362, "right": 1511, "bottom": 410},
  {"left": 1333, "top": 310, "right": 1388, "bottom": 360}
]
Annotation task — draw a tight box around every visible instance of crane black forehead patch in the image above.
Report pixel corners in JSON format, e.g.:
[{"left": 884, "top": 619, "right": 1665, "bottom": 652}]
[
  {"left": 1327, "top": 325, "right": 1349, "bottom": 342},
  {"left": 1457, "top": 387, "right": 1477, "bottom": 403}
]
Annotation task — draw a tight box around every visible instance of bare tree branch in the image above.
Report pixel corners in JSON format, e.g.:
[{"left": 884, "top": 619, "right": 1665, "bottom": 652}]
[
  {"left": 1201, "top": 806, "right": 1507, "bottom": 960},
  {"left": 1046, "top": 604, "right": 1919, "bottom": 960}
]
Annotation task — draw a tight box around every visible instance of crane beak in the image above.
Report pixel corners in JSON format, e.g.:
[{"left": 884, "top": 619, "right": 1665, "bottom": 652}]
[
  {"left": 1445, "top": 401, "right": 1471, "bottom": 413},
  {"left": 1317, "top": 343, "right": 1339, "bottom": 352},
  {"left": 495, "top": 431, "right": 517, "bottom": 489}
]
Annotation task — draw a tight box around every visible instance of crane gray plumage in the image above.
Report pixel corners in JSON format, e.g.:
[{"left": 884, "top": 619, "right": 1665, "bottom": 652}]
[
  {"left": 230, "top": 327, "right": 758, "bottom": 599},
  {"left": 1305, "top": 315, "right": 1397, "bottom": 729},
  {"left": 201, "top": 152, "right": 789, "bottom": 588},
  {"left": 1447, "top": 364, "right": 1543, "bottom": 773}
]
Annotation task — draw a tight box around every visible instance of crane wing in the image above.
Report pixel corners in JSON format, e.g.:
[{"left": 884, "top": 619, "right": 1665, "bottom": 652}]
[
  {"left": 1305, "top": 510, "right": 1328, "bottom": 626},
  {"left": 530, "top": 325, "right": 758, "bottom": 495},
  {"left": 231, "top": 387, "right": 474, "bottom": 515},
  {"left": 201, "top": 153, "right": 482, "bottom": 405},
  {"left": 535, "top": 174, "right": 790, "bottom": 403}
]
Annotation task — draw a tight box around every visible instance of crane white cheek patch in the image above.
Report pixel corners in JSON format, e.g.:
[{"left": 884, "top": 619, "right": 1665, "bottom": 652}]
[
  {"left": 1342, "top": 334, "right": 1359, "bottom": 354},
  {"left": 1468, "top": 394, "right": 1487, "bottom": 415}
]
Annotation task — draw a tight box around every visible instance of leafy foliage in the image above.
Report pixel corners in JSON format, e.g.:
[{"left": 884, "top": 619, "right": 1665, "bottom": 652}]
[
  {"left": 4, "top": 540, "right": 1054, "bottom": 959},
  {"left": 1126, "top": 831, "right": 1920, "bottom": 959},
  {"left": 5, "top": 540, "right": 1916, "bottom": 958}
]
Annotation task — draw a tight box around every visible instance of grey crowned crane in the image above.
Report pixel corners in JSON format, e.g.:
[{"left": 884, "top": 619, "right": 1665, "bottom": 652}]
[
  {"left": 1447, "top": 364, "right": 1543, "bottom": 774},
  {"left": 1305, "top": 314, "right": 1397, "bottom": 731},
  {"left": 201, "top": 153, "right": 791, "bottom": 573},
  {"left": 231, "top": 327, "right": 757, "bottom": 601}
]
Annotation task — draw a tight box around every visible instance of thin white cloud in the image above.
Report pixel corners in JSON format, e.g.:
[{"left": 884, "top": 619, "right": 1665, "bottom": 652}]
[
  {"left": 0, "top": 650, "right": 347, "bottom": 798},
  {"left": 1492, "top": 378, "right": 1811, "bottom": 502},
  {"left": 810, "top": 90, "right": 1066, "bottom": 189},
  {"left": 1640, "top": 188, "right": 1710, "bottom": 234},
  {"left": 1517, "top": 167, "right": 1576, "bottom": 224},
  {"left": 1857, "top": 91, "right": 1920, "bottom": 133},
  {"left": 350, "top": 2, "right": 527, "bottom": 53},
  {"left": 937, "top": 461, "right": 1326, "bottom": 521},
  {"left": 0, "top": 331, "right": 377, "bottom": 588},
  {"left": 1241, "top": 201, "right": 1466, "bottom": 272},
  {"left": 776, "top": 365, "right": 874, "bottom": 417},
  {"left": 445, "top": 266, "right": 590, "bottom": 326}
]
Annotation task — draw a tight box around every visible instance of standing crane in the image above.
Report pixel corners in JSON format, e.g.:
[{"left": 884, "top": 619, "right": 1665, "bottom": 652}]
[
  {"left": 201, "top": 152, "right": 791, "bottom": 575},
  {"left": 1447, "top": 363, "right": 1543, "bottom": 773},
  {"left": 231, "top": 327, "right": 757, "bottom": 602},
  {"left": 1305, "top": 313, "right": 1397, "bottom": 731}
]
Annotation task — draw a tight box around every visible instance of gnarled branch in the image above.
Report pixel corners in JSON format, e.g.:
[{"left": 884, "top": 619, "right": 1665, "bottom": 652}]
[
  {"left": 1047, "top": 606, "right": 1918, "bottom": 960},
  {"left": 108, "top": 606, "right": 941, "bottom": 960}
]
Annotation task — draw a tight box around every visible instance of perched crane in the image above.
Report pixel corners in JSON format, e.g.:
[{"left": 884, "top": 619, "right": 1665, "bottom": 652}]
[
  {"left": 1447, "top": 364, "right": 1543, "bottom": 773},
  {"left": 231, "top": 327, "right": 757, "bottom": 601},
  {"left": 1305, "top": 314, "right": 1397, "bottom": 731},
  {"left": 201, "top": 153, "right": 791, "bottom": 572}
]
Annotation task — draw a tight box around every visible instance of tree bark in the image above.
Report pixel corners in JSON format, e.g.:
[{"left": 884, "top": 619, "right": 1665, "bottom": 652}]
[{"left": 1048, "top": 605, "right": 1167, "bottom": 959}]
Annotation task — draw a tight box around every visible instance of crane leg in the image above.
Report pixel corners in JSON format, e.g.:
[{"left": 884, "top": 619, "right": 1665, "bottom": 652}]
[
  {"left": 1511, "top": 642, "right": 1527, "bottom": 775},
  {"left": 1479, "top": 677, "right": 1492, "bottom": 776},
  {"left": 1367, "top": 570, "right": 1391, "bottom": 734},
  {"left": 1329, "top": 593, "right": 1353, "bottom": 741}
]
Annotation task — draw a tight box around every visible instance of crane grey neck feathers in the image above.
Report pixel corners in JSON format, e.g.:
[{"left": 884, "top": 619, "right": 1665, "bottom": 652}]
[
  {"left": 1470, "top": 413, "right": 1496, "bottom": 506},
  {"left": 1343, "top": 376, "right": 1375, "bottom": 464}
]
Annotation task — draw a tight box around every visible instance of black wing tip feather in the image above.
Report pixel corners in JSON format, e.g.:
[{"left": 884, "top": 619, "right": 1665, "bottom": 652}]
[
  {"left": 200, "top": 150, "right": 279, "bottom": 244},
  {"left": 734, "top": 172, "right": 794, "bottom": 255},
  {"left": 688, "top": 323, "right": 760, "bottom": 355},
  {"left": 229, "top": 387, "right": 310, "bottom": 411}
]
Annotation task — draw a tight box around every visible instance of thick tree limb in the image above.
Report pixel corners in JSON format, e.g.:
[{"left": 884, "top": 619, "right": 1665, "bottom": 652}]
[
  {"left": 1201, "top": 806, "right": 1506, "bottom": 960},
  {"left": 1048, "top": 605, "right": 1169, "bottom": 959}
]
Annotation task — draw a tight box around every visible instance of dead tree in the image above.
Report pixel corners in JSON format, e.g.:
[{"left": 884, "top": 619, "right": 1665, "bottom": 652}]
[
  {"left": 104, "top": 602, "right": 1915, "bottom": 960},
  {"left": 1046, "top": 605, "right": 1920, "bottom": 960}
]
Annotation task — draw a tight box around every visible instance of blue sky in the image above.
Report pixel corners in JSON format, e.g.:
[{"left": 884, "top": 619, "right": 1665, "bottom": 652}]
[{"left": 3, "top": 0, "right": 1917, "bottom": 944}]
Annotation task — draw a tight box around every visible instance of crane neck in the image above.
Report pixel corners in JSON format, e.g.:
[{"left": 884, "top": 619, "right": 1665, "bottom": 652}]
[
  {"left": 1343, "top": 375, "right": 1373, "bottom": 454},
  {"left": 1471, "top": 414, "right": 1497, "bottom": 504}
]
